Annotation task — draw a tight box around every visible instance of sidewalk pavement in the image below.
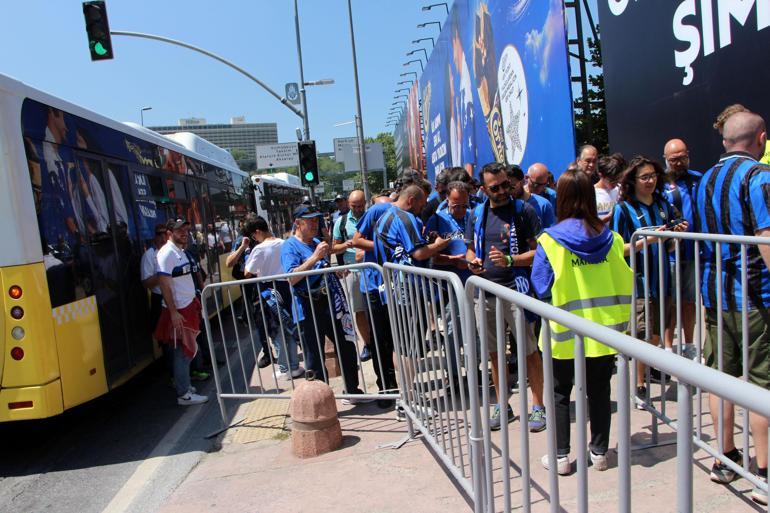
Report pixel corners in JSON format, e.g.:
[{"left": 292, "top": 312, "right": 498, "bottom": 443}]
[{"left": 156, "top": 399, "right": 470, "bottom": 513}]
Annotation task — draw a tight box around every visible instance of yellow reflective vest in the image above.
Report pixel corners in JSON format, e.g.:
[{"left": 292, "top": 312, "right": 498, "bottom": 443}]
[{"left": 537, "top": 230, "right": 633, "bottom": 359}]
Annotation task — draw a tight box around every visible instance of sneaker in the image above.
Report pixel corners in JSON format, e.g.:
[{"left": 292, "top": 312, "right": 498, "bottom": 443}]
[
  {"left": 710, "top": 450, "right": 742, "bottom": 484},
  {"left": 635, "top": 386, "right": 647, "bottom": 410},
  {"left": 650, "top": 368, "right": 671, "bottom": 384},
  {"left": 187, "top": 386, "right": 197, "bottom": 394},
  {"left": 290, "top": 366, "right": 306, "bottom": 378},
  {"left": 177, "top": 392, "right": 208, "bottom": 406},
  {"left": 528, "top": 406, "right": 546, "bottom": 433},
  {"left": 190, "top": 370, "right": 210, "bottom": 382},
  {"left": 395, "top": 404, "right": 406, "bottom": 421},
  {"left": 257, "top": 353, "right": 273, "bottom": 369},
  {"left": 489, "top": 404, "right": 515, "bottom": 431},
  {"left": 752, "top": 475, "right": 768, "bottom": 505},
  {"left": 681, "top": 344, "right": 698, "bottom": 360},
  {"left": 590, "top": 451, "right": 609, "bottom": 471},
  {"left": 342, "top": 389, "right": 375, "bottom": 405},
  {"left": 360, "top": 345, "right": 372, "bottom": 362},
  {"left": 541, "top": 454, "right": 571, "bottom": 475}
]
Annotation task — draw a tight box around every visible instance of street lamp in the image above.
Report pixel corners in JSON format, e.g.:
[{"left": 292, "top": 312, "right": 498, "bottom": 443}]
[
  {"left": 304, "top": 78, "right": 335, "bottom": 86},
  {"left": 417, "top": 21, "right": 442, "bottom": 32},
  {"left": 140, "top": 106, "right": 152, "bottom": 126},
  {"left": 397, "top": 79, "right": 414, "bottom": 86},
  {"left": 395, "top": 88, "right": 410, "bottom": 93},
  {"left": 394, "top": 94, "right": 409, "bottom": 100},
  {"left": 408, "top": 48, "right": 429, "bottom": 62},
  {"left": 422, "top": 3, "right": 449, "bottom": 15},
  {"left": 412, "top": 37, "right": 435, "bottom": 48},
  {"left": 404, "top": 59, "right": 424, "bottom": 72},
  {"left": 400, "top": 71, "right": 418, "bottom": 80}
]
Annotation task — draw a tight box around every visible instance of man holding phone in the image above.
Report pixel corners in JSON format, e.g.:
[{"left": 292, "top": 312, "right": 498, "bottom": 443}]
[{"left": 466, "top": 163, "right": 546, "bottom": 432}]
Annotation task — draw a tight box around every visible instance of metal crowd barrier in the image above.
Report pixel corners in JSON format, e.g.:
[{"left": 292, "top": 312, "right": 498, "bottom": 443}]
[
  {"left": 381, "top": 263, "right": 480, "bottom": 501},
  {"left": 464, "top": 275, "right": 770, "bottom": 513},
  {"left": 630, "top": 229, "right": 770, "bottom": 490},
  {"left": 201, "top": 262, "right": 399, "bottom": 425}
]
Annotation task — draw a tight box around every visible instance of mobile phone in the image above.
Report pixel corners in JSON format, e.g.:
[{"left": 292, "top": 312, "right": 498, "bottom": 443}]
[{"left": 665, "top": 218, "right": 684, "bottom": 228}]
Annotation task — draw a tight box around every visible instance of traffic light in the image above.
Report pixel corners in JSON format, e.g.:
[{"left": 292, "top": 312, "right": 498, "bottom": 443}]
[
  {"left": 298, "top": 140, "right": 319, "bottom": 186},
  {"left": 83, "top": 1, "right": 114, "bottom": 61}
]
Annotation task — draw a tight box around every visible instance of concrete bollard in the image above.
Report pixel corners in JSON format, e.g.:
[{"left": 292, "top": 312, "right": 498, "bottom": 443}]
[{"left": 289, "top": 376, "right": 342, "bottom": 458}]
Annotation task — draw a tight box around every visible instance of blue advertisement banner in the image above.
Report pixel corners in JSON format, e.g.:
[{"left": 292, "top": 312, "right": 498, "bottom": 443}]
[{"left": 420, "top": 0, "right": 575, "bottom": 182}]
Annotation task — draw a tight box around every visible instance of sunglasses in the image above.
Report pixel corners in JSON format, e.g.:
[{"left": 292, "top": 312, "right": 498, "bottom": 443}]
[
  {"left": 487, "top": 181, "right": 511, "bottom": 193},
  {"left": 637, "top": 173, "right": 658, "bottom": 182},
  {"left": 527, "top": 177, "right": 548, "bottom": 187}
]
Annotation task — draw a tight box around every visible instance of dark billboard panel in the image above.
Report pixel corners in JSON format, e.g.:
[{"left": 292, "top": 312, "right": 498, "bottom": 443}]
[
  {"left": 420, "top": 0, "right": 576, "bottom": 182},
  {"left": 598, "top": 1, "right": 770, "bottom": 171}
]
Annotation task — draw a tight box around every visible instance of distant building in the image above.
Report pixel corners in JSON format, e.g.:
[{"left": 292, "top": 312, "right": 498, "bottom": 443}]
[{"left": 150, "top": 116, "right": 278, "bottom": 161}]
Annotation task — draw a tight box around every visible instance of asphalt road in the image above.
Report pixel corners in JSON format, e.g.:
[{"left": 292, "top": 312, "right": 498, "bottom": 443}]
[{"left": 0, "top": 322, "right": 251, "bottom": 513}]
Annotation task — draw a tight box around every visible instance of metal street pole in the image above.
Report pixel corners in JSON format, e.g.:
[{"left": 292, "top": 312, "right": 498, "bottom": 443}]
[
  {"left": 140, "top": 106, "right": 151, "bottom": 126},
  {"left": 293, "top": 0, "right": 310, "bottom": 140},
  {"left": 294, "top": 0, "right": 315, "bottom": 203},
  {"left": 347, "top": 0, "right": 370, "bottom": 203}
]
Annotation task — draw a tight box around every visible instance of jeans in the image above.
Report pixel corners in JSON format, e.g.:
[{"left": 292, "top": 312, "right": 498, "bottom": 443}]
[
  {"left": 366, "top": 292, "right": 397, "bottom": 391},
  {"left": 299, "top": 295, "right": 359, "bottom": 393},
  {"left": 552, "top": 354, "right": 615, "bottom": 456},
  {"left": 173, "top": 344, "right": 193, "bottom": 397}
]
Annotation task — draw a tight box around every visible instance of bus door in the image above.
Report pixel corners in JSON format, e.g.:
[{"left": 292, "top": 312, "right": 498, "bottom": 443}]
[
  {"left": 103, "top": 161, "right": 154, "bottom": 372},
  {"left": 70, "top": 155, "right": 139, "bottom": 384}
]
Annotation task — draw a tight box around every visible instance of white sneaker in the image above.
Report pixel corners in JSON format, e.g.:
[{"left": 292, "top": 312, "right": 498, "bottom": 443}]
[
  {"left": 291, "top": 366, "right": 306, "bottom": 378},
  {"left": 541, "top": 454, "right": 571, "bottom": 475},
  {"left": 178, "top": 392, "right": 208, "bottom": 406},
  {"left": 590, "top": 451, "right": 609, "bottom": 471},
  {"left": 342, "top": 394, "right": 375, "bottom": 405}
]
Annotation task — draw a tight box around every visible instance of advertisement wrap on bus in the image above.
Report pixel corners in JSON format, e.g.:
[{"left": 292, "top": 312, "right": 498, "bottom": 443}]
[
  {"left": 0, "top": 73, "right": 252, "bottom": 421},
  {"left": 419, "top": 0, "right": 576, "bottom": 182}
]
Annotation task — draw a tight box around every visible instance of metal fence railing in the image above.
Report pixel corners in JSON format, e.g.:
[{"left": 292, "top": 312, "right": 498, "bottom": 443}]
[
  {"left": 630, "top": 229, "right": 770, "bottom": 491},
  {"left": 464, "top": 274, "right": 770, "bottom": 513},
  {"left": 381, "top": 263, "right": 480, "bottom": 500},
  {"left": 200, "top": 263, "right": 399, "bottom": 425}
]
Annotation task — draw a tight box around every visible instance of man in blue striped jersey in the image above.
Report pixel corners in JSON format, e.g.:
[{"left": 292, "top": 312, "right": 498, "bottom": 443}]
[{"left": 696, "top": 111, "right": 770, "bottom": 504}]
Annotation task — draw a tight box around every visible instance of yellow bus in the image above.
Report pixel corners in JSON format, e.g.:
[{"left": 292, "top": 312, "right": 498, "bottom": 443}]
[{"left": 0, "top": 73, "right": 252, "bottom": 421}]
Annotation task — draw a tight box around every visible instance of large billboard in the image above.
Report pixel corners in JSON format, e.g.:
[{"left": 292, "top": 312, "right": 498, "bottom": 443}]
[
  {"left": 419, "top": 0, "right": 575, "bottom": 182},
  {"left": 598, "top": 1, "right": 770, "bottom": 171}
]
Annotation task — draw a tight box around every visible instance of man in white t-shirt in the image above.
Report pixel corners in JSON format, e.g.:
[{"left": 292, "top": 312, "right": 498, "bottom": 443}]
[
  {"left": 155, "top": 218, "right": 209, "bottom": 406},
  {"left": 217, "top": 216, "right": 233, "bottom": 252},
  {"left": 140, "top": 223, "right": 168, "bottom": 334},
  {"left": 245, "top": 216, "right": 303, "bottom": 379},
  {"left": 594, "top": 153, "right": 625, "bottom": 223}
]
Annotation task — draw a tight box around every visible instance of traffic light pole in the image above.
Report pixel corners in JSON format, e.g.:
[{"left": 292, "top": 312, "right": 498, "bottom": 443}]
[
  {"left": 109, "top": 30, "right": 304, "bottom": 120},
  {"left": 293, "top": 0, "right": 316, "bottom": 204}
]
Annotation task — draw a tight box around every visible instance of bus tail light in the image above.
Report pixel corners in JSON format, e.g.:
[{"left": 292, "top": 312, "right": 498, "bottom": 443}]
[
  {"left": 8, "top": 285, "right": 22, "bottom": 300},
  {"left": 10, "top": 347, "right": 24, "bottom": 360}
]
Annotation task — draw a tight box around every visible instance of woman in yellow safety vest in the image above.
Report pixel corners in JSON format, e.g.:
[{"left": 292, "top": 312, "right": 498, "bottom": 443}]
[{"left": 531, "top": 168, "right": 633, "bottom": 475}]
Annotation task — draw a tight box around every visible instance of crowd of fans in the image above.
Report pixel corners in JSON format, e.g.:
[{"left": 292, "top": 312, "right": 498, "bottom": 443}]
[{"left": 145, "top": 103, "right": 769, "bottom": 505}]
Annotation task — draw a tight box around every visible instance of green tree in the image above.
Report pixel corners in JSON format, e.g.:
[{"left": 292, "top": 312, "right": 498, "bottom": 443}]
[{"left": 573, "top": 31, "right": 609, "bottom": 155}]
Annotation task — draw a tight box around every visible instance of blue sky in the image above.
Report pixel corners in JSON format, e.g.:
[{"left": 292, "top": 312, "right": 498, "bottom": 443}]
[{"left": 0, "top": 1, "right": 598, "bottom": 154}]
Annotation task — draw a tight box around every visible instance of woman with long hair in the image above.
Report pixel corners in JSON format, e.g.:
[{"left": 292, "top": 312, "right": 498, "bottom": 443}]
[
  {"left": 611, "top": 156, "right": 687, "bottom": 407},
  {"left": 532, "top": 168, "right": 633, "bottom": 475}
]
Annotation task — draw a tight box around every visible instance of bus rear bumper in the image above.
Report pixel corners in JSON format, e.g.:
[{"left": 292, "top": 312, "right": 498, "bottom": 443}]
[{"left": 0, "top": 379, "right": 63, "bottom": 422}]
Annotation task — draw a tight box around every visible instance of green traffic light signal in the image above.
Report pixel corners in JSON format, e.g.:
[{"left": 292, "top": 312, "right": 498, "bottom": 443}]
[
  {"left": 92, "top": 41, "right": 108, "bottom": 56},
  {"left": 305, "top": 171, "right": 315, "bottom": 181}
]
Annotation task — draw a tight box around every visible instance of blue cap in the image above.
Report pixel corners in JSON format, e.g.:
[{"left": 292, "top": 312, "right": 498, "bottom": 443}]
[{"left": 293, "top": 205, "right": 322, "bottom": 220}]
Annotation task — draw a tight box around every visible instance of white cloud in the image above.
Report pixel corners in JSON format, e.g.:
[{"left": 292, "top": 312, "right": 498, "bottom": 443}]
[{"left": 524, "top": 0, "right": 562, "bottom": 85}]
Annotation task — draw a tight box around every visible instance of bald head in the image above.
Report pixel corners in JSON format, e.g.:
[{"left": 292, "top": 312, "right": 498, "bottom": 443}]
[
  {"left": 348, "top": 189, "right": 366, "bottom": 218},
  {"left": 723, "top": 112, "right": 767, "bottom": 158},
  {"left": 396, "top": 184, "right": 427, "bottom": 215},
  {"left": 663, "top": 138, "right": 690, "bottom": 176},
  {"left": 526, "top": 163, "right": 550, "bottom": 195}
]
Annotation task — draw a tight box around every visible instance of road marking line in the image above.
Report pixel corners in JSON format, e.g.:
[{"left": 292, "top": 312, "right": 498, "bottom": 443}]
[{"left": 100, "top": 402, "right": 208, "bottom": 513}]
